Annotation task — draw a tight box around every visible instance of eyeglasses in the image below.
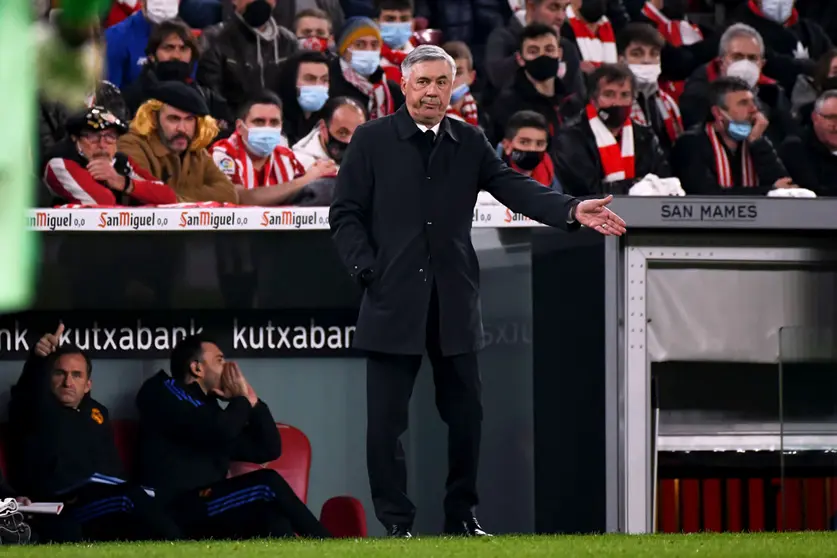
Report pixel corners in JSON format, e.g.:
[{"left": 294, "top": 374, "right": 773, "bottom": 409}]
[{"left": 81, "top": 131, "right": 119, "bottom": 144}]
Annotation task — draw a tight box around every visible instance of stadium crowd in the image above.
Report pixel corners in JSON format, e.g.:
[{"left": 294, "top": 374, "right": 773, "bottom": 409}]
[{"left": 36, "top": 0, "right": 837, "bottom": 209}]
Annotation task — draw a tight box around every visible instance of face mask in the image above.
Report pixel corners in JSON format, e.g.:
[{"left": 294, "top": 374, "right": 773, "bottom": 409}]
[
  {"left": 154, "top": 60, "right": 192, "bottom": 82},
  {"left": 450, "top": 83, "right": 470, "bottom": 104},
  {"left": 510, "top": 149, "right": 543, "bottom": 171},
  {"left": 760, "top": 0, "right": 794, "bottom": 24},
  {"left": 298, "top": 85, "right": 329, "bottom": 112},
  {"left": 598, "top": 105, "right": 630, "bottom": 129},
  {"left": 326, "top": 133, "right": 349, "bottom": 163},
  {"left": 725, "top": 59, "right": 760, "bottom": 89},
  {"left": 524, "top": 55, "right": 560, "bottom": 82},
  {"left": 578, "top": 0, "right": 606, "bottom": 22},
  {"left": 661, "top": 0, "right": 687, "bottom": 20},
  {"left": 245, "top": 126, "right": 284, "bottom": 157},
  {"left": 722, "top": 112, "right": 753, "bottom": 141},
  {"left": 629, "top": 63, "right": 662, "bottom": 85},
  {"left": 145, "top": 0, "right": 179, "bottom": 23},
  {"left": 298, "top": 36, "right": 330, "bottom": 52},
  {"left": 349, "top": 49, "right": 381, "bottom": 77},
  {"left": 242, "top": 0, "right": 272, "bottom": 28},
  {"left": 380, "top": 22, "right": 413, "bottom": 49}
]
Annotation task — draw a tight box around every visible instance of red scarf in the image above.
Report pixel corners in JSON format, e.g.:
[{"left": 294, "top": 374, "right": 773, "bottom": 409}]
[
  {"left": 567, "top": 5, "right": 617, "bottom": 67},
  {"left": 747, "top": 0, "right": 799, "bottom": 26},
  {"left": 705, "top": 58, "right": 775, "bottom": 86},
  {"left": 587, "top": 103, "right": 635, "bottom": 182},
  {"left": 640, "top": 1, "right": 703, "bottom": 100},
  {"left": 512, "top": 155, "right": 555, "bottom": 188},
  {"left": 381, "top": 43, "right": 411, "bottom": 83},
  {"left": 706, "top": 123, "right": 756, "bottom": 188},
  {"left": 446, "top": 92, "right": 479, "bottom": 127},
  {"left": 630, "top": 89, "right": 683, "bottom": 143},
  {"left": 339, "top": 59, "right": 395, "bottom": 119}
]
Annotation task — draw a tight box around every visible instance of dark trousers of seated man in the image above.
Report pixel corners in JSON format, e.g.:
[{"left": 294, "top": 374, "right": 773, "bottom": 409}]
[
  {"left": 168, "top": 469, "right": 332, "bottom": 540},
  {"left": 31, "top": 483, "right": 182, "bottom": 543}
]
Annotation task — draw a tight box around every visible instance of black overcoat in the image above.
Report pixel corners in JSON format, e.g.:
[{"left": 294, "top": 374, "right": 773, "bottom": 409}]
[{"left": 329, "top": 105, "right": 581, "bottom": 356}]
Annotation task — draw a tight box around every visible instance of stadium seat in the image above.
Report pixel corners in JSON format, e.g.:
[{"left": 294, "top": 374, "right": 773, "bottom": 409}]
[{"left": 228, "top": 423, "right": 367, "bottom": 538}]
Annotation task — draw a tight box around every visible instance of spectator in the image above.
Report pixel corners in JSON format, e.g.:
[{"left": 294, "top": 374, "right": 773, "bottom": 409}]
[
  {"left": 122, "top": 19, "right": 233, "bottom": 132},
  {"left": 442, "top": 41, "right": 481, "bottom": 128},
  {"left": 635, "top": 0, "right": 717, "bottom": 101},
  {"left": 104, "top": 0, "right": 143, "bottom": 28},
  {"left": 679, "top": 23, "right": 796, "bottom": 149},
  {"left": 563, "top": 0, "right": 618, "bottom": 73},
  {"left": 618, "top": 23, "right": 683, "bottom": 157},
  {"left": 197, "top": 0, "right": 298, "bottom": 115},
  {"left": 292, "top": 96, "right": 368, "bottom": 171},
  {"left": 7, "top": 325, "right": 181, "bottom": 543},
  {"left": 501, "top": 110, "right": 560, "bottom": 189},
  {"left": 328, "top": 17, "right": 404, "bottom": 120},
  {"left": 37, "top": 97, "right": 69, "bottom": 175},
  {"left": 43, "top": 106, "right": 177, "bottom": 206},
  {"left": 727, "top": 0, "right": 832, "bottom": 95},
  {"left": 791, "top": 48, "right": 837, "bottom": 123},
  {"left": 210, "top": 91, "right": 336, "bottom": 204},
  {"left": 485, "top": 0, "right": 586, "bottom": 100},
  {"left": 88, "top": 81, "right": 129, "bottom": 122},
  {"left": 118, "top": 82, "right": 239, "bottom": 203},
  {"left": 105, "top": 0, "right": 182, "bottom": 89},
  {"left": 672, "top": 76, "right": 792, "bottom": 195},
  {"left": 377, "top": 0, "right": 417, "bottom": 83},
  {"left": 276, "top": 50, "right": 331, "bottom": 145},
  {"left": 294, "top": 8, "right": 336, "bottom": 53},
  {"left": 135, "top": 335, "right": 332, "bottom": 540},
  {"left": 552, "top": 63, "right": 670, "bottom": 196},
  {"left": 488, "top": 24, "right": 584, "bottom": 146},
  {"left": 779, "top": 91, "right": 837, "bottom": 196},
  {"left": 221, "top": 0, "right": 345, "bottom": 32}
]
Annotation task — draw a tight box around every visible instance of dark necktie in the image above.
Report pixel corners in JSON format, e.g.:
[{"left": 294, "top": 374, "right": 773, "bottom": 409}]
[{"left": 421, "top": 129, "right": 436, "bottom": 168}]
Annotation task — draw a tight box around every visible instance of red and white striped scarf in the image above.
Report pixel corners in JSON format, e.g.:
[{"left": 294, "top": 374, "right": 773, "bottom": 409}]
[
  {"left": 587, "top": 103, "right": 635, "bottom": 182},
  {"left": 446, "top": 92, "right": 479, "bottom": 127},
  {"left": 381, "top": 42, "right": 413, "bottom": 83},
  {"left": 567, "top": 5, "right": 617, "bottom": 67},
  {"left": 210, "top": 132, "right": 305, "bottom": 190},
  {"left": 339, "top": 58, "right": 395, "bottom": 120},
  {"left": 640, "top": 1, "right": 703, "bottom": 99},
  {"left": 630, "top": 89, "right": 683, "bottom": 143},
  {"left": 706, "top": 123, "right": 756, "bottom": 188}
]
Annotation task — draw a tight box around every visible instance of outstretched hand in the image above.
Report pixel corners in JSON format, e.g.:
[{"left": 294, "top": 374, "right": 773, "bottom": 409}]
[{"left": 575, "top": 195, "right": 627, "bottom": 236}]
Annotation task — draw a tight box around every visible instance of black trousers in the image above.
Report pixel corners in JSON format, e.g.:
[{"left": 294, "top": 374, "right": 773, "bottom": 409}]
[
  {"left": 32, "top": 483, "right": 181, "bottom": 543},
  {"left": 366, "top": 283, "right": 483, "bottom": 528},
  {"left": 168, "top": 469, "right": 331, "bottom": 540}
]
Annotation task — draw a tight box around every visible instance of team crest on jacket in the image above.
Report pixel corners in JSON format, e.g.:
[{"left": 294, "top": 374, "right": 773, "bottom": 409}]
[
  {"left": 199, "top": 488, "right": 212, "bottom": 498},
  {"left": 90, "top": 408, "right": 104, "bottom": 425}
]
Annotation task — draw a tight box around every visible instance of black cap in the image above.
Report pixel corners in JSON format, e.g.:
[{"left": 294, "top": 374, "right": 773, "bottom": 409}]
[
  {"left": 65, "top": 106, "right": 129, "bottom": 137},
  {"left": 149, "top": 81, "right": 210, "bottom": 117}
]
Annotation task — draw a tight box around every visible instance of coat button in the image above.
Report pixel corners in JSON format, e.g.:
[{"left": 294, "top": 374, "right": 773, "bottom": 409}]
[
  {"left": 426, "top": 221, "right": 432, "bottom": 225},
  {"left": 419, "top": 268, "right": 424, "bottom": 273},
  {"left": 426, "top": 176, "right": 430, "bottom": 180}
]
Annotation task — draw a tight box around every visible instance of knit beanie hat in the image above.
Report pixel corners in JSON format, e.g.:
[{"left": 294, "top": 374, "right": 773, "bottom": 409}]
[{"left": 338, "top": 17, "right": 382, "bottom": 55}]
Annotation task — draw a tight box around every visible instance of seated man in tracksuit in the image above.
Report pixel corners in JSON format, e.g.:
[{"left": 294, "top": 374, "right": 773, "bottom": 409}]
[
  {"left": 7, "top": 324, "right": 181, "bottom": 543},
  {"left": 135, "top": 334, "right": 332, "bottom": 540}
]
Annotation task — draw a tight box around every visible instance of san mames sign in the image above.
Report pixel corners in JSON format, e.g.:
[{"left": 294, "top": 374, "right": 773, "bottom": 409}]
[
  {"left": 660, "top": 201, "right": 758, "bottom": 222},
  {"left": 0, "top": 310, "right": 360, "bottom": 360}
]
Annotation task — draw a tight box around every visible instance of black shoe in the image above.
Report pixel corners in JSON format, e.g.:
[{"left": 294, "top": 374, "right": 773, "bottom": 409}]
[
  {"left": 387, "top": 524, "right": 413, "bottom": 538},
  {"left": 443, "top": 517, "right": 492, "bottom": 537}
]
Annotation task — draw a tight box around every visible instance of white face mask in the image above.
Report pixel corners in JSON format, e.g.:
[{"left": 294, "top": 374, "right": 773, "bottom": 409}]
[
  {"left": 725, "top": 59, "right": 761, "bottom": 89},
  {"left": 145, "top": 0, "right": 179, "bottom": 24},
  {"left": 760, "top": 0, "right": 794, "bottom": 24},
  {"left": 629, "top": 63, "right": 662, "bottom": 85}
]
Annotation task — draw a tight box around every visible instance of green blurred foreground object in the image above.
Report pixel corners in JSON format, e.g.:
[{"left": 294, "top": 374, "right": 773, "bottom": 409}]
[
  {"left": 0, "top": 0, "right": 39, "bottom": 313},
  {"left": 1, "top": 534, "right": 837, "bottom": 557}
]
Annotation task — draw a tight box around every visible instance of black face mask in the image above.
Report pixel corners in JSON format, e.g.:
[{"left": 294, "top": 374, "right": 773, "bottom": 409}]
[
  {"left": 598, "top": 105, "right": 630, "bottom": 129},
  {"left": 578, "top": 0, "right": 606, "bottom": 22},
  {"left": 509, "top": 149, "right": 543, "bottom": 171},
  {"left": 326, "top": 133, "right": 350, "bottom": 163},
  {"left": 661, "top": 0, "right": 687, "bottom": 20},
  {"left": 821, "top": 76, "right": 837, "bottom": 92},
  {"left": 524, "top": 55, "right": 560, "bottom": 82},
  {"left": 154, "top": 60, "right": 193, "bottom": 82},
  {"left": 242, "top": 0, "right": 272, "bottom": 28}
]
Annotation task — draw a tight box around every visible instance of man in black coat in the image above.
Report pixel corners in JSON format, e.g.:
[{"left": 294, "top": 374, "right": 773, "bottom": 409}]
[{"left": 329, "top": 44, "right": 626, "bottom": 539}]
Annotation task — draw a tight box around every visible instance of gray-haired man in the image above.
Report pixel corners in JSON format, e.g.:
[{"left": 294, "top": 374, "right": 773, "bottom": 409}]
[{"left": 329, "top": 44, "right": 625, "bottom": 538}]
